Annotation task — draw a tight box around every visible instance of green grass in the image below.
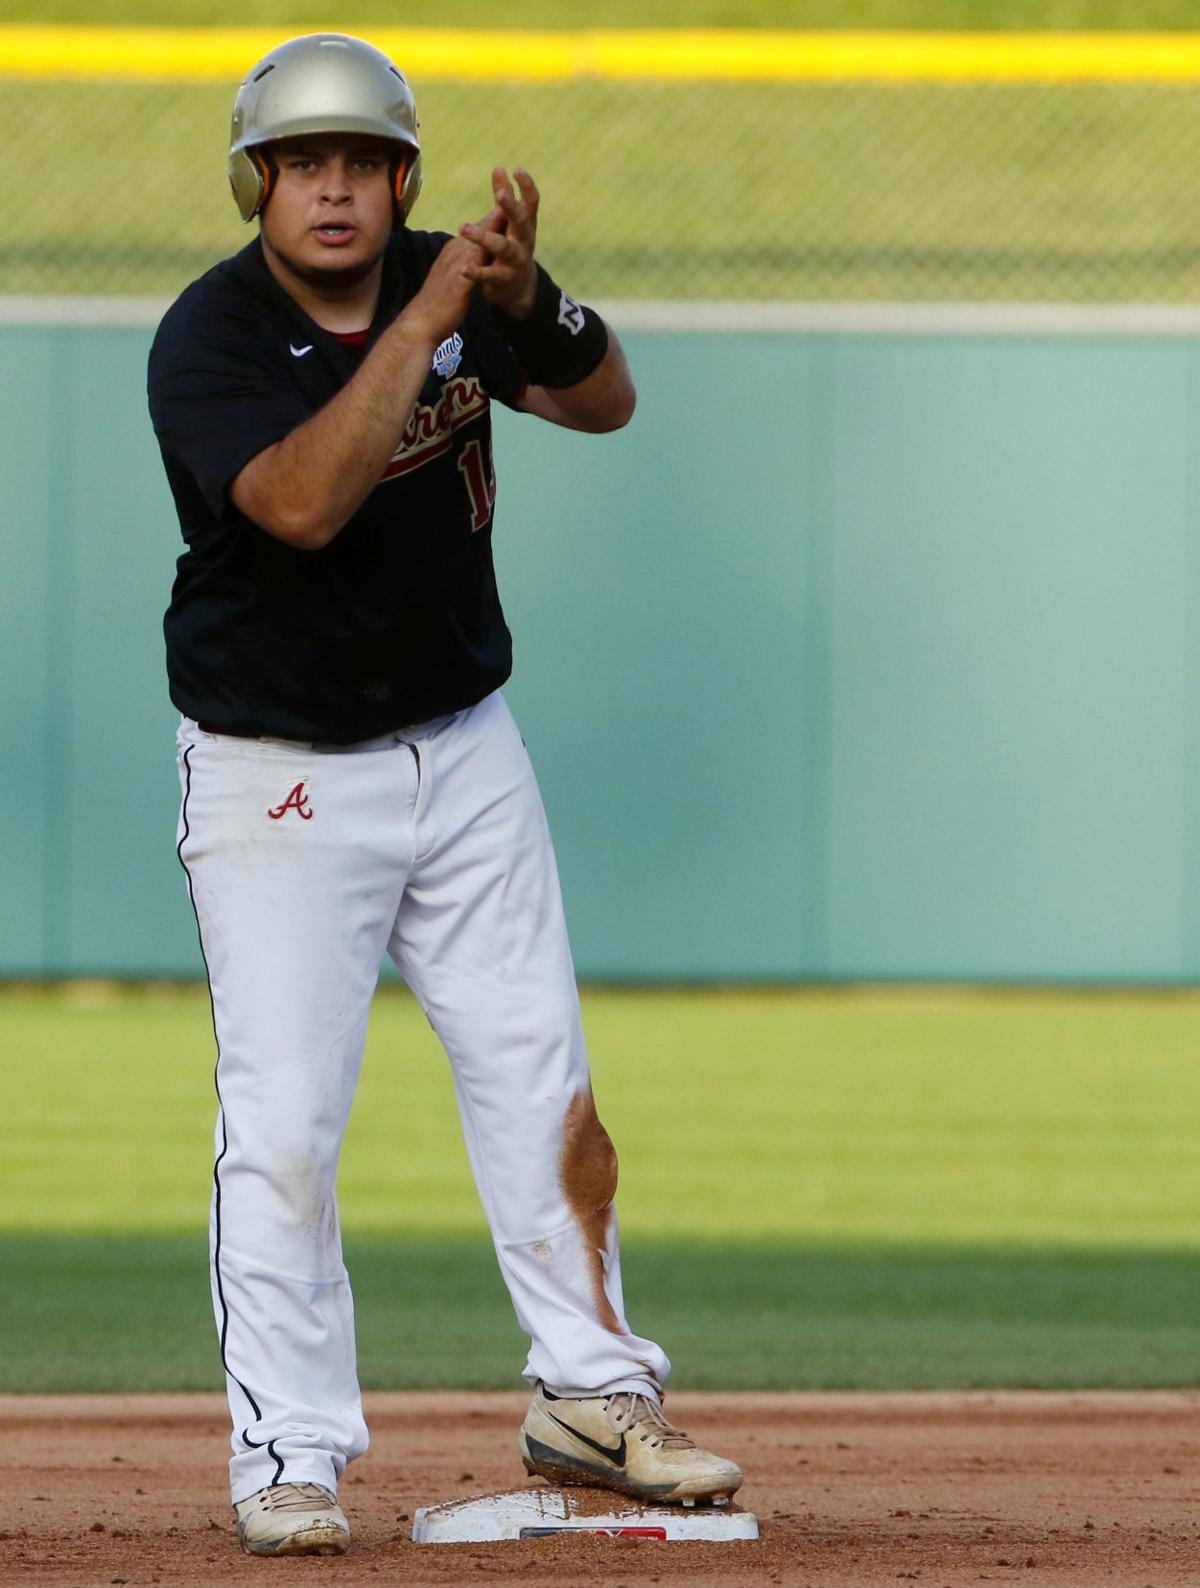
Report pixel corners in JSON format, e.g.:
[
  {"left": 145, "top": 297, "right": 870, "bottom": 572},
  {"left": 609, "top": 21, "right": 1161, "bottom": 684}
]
[
  {"left": 11, "top": 2, "right": 1200, "bottom": 299},
  {"left": 2, "top": 984, "right": 1200, "bottom": 1389},
  {"left": 13, "top": 2, "right": 1200, "bottom": 31},
  {"left": 8, "top": 75, "right": 1199, "bottom": 301},
  {"left": 5, "top": 984, "right": 1200, "bottom": 1245},
  {"left": 1, "top": 1234, "right": 1196, "bottom": 1391}
]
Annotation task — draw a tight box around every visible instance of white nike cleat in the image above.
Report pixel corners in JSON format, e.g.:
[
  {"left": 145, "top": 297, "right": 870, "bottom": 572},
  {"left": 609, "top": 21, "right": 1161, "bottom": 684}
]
[
  {"left": 234, "top": 1481, "right": 350, "bottom": 1556},
  {"left": 518, "top": 1384, "right": 743, "bottom": 1505}
]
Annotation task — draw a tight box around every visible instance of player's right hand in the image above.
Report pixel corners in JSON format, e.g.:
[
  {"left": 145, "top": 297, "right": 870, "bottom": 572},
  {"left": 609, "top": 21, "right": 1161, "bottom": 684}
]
[{"left": 399, "top": 236, "right": 484, "bottom": 346}]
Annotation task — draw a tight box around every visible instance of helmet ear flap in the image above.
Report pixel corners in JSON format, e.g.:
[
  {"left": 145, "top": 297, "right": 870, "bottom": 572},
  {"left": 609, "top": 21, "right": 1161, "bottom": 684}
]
[
  {"left": 390, "top": 149, "right": 422, "bottom": 223},
  {"left": 252, "top": 148, "right": 277, "bottom": 214},
  {"left": 391, "top": 153, "right": 421, "bottom": 222}
]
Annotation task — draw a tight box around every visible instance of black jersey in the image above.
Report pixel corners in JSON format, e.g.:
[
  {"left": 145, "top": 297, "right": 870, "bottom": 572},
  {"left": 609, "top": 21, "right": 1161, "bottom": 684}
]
[{"left": 148, "top": 230, "right": 528, "bottom": 743}]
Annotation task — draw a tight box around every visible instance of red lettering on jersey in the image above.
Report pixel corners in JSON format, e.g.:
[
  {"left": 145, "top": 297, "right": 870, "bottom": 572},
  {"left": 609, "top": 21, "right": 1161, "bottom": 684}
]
[
  {"left": 379, "top": 376, "right": 489, "bottom": 484},
  {"left": 267, "top": 783, "right": 314, "bottom": 821}
]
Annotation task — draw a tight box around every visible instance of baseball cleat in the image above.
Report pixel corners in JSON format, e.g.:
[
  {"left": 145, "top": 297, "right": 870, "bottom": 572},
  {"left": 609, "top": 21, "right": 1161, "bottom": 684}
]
[
  {"left": 234, "top": 1481, "right": 350, "bottom": 1556},
  {"left": 518, "top": 1384, "right": 743, "bottom": 1505}
]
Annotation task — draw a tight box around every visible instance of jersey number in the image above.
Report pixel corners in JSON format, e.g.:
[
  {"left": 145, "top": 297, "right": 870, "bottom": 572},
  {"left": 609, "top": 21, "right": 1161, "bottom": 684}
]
[{"left": 457, "top": 439, "right": 496, "bottom": 533}]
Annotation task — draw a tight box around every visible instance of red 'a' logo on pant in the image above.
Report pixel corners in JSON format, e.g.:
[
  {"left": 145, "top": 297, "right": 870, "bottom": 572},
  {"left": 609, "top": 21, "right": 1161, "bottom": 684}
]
[{"left": 267, "top": 782, "right": 314, "bottom": 821}]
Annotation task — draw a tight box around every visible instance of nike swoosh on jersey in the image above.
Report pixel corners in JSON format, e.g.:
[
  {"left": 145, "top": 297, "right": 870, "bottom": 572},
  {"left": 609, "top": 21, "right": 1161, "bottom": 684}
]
[
  {"left": 289, "top": 343, "right": 314, "bottom": 357},
  {"left": 546, "top": 1411, "right": 627, "bottom": 1466}
]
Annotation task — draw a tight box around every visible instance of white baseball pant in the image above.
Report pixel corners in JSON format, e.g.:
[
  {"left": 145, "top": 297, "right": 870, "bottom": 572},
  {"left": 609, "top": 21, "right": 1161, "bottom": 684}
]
[{"left": 175, "top": 690, "right": 669, "bottom": 1502}]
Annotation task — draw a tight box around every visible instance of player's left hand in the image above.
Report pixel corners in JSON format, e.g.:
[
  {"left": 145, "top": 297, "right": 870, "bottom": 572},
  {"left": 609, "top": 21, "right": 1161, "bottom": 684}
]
[{"left": 458, "top": 167, "right": 539, "bottom": 318}]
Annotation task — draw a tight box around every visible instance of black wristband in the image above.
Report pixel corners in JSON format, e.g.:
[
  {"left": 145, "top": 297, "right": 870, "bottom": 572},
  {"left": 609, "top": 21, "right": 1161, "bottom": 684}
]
[{"left": 492, "top": 264, "right": 609, "bottom": 389}]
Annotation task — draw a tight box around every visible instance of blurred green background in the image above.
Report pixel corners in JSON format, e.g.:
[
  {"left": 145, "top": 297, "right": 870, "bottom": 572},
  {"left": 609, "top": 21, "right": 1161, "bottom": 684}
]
[
  {"left": 15, "top": 78, "right": 1200, "bottom": 302},
  {"left": 4, "top": 1, "right": 1200, "bottom": 1397},
  {"left": 3, "top": 983, "right": 1198, "bottom": 1391},
  {"left": 9, "top": 3, "right": 1200, "bottom": 298}
]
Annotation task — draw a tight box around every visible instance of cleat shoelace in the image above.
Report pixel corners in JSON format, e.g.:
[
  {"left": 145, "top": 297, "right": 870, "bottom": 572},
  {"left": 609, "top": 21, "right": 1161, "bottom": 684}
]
[
  {"left": 607, "top": 1392, "right": 695, "bottom": 1450},
  {"left": 256, "top": 1484, "right": 337, "bottom": 1514}
]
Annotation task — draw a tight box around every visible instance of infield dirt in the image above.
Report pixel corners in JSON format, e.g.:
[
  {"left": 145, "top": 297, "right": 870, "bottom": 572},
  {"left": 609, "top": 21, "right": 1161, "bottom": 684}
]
[{"left": 2, "top": 1391, "right": 1198, "bottom": 1586}]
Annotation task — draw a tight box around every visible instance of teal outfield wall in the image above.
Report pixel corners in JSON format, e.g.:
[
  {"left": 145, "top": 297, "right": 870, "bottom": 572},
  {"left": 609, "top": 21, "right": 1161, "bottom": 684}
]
[{"left": 3, "top": 323, "right": 1200, "bottom": 981}]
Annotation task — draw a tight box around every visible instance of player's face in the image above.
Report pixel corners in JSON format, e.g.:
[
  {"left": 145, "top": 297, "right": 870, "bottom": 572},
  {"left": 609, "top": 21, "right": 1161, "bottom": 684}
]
[{"left": 259, "top": 134, "right": 396, "bottom": 291}]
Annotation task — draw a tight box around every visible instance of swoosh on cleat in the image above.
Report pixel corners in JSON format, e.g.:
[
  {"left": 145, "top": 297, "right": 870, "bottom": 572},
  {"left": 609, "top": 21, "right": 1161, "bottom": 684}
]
[
  {"left": 545, "top": 1411, "right": 627, "bottom": 1465},
  {"left": 522, "top": 1433, "right": 678, "bottom": 1498}
]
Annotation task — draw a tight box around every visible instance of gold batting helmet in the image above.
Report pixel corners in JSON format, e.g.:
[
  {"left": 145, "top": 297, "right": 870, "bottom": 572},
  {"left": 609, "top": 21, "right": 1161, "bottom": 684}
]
[{"left": 228, "top": 33, "right": 423, "bottom": 224}]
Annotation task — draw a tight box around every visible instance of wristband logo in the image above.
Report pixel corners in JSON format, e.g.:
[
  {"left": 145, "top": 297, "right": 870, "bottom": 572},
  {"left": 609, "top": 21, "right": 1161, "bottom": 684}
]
[
  {"left": 432, "top": 332, "right": 464, "bottom": 379},
  {"left": 557, "top": 291, "right": 586, "bottom": 337}
]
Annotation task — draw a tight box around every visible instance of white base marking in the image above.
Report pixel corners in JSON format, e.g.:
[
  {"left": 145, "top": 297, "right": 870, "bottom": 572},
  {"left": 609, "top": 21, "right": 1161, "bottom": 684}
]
[{"left": 412, "top": 1486, "right": 760, "bottom": 1544}]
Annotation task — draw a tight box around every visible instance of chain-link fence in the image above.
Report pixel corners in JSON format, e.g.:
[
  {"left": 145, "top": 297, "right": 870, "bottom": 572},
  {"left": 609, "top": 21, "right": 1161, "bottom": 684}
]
[{"left": 5, "top": 37, "right": 1200, "bottom": 301}]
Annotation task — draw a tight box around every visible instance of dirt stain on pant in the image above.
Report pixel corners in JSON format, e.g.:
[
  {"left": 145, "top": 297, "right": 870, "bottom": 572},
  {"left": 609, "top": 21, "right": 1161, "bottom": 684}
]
[{"left": 559, "top": 1087, "right": 622, "bottom": 1334}]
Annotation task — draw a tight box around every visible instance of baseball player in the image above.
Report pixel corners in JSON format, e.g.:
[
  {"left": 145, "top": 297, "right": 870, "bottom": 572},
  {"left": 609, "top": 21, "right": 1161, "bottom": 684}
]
[{"left": 147, "top": 33, "right": 741, "bottom": 1558}]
